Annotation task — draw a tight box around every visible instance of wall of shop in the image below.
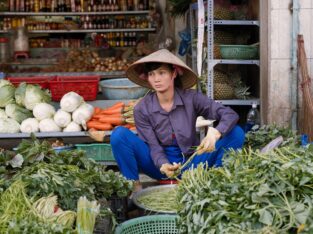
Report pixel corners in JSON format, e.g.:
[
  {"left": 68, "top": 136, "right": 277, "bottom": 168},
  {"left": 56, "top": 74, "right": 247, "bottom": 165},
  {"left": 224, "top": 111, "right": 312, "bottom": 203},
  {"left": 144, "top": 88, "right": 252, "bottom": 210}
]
[{"left": 267, "top": 0, "right": 313, "bottom": 126}]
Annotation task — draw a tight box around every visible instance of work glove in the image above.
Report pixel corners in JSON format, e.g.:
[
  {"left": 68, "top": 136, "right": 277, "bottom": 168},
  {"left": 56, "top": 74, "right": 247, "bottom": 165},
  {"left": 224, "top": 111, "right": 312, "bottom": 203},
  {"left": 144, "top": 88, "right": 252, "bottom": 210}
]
[
  {"left": 88, "top": 128, "right": 106, "bottom": 142},
  {"left": 160, "top": 163, "right": 180, "bottom": 178},
  {"left": 196, "top": 127, "right": 221, "bottom": 155}
]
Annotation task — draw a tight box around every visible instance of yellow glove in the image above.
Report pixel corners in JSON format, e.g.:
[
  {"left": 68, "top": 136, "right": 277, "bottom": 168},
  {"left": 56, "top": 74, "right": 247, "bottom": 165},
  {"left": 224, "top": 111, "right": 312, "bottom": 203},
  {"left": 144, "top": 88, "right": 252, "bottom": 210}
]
[
  {"left": 196, "top": 127, "right": 221, "bottom": 155},
  {"left": 160, "top": 163, "right": 180, "bottom": 178},
  {"left": 88, "top": 128, "right": 106, "bottom": 142}
]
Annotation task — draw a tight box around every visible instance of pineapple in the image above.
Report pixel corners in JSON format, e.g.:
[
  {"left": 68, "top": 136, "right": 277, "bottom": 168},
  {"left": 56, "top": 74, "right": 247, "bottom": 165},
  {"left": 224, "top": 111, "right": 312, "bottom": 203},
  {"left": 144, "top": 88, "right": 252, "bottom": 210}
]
[
  {"left": 214, "top": 30, "right": 235, "bottom": 44},
  {"left": 231, "top": 71, "right": 251, "bottom": 99},
  {"left": 234, "top": 86, "right": 251, "bottom": 99},
  {"left": 214, "top": 6, "right": 233, "bottom": 20},
  {"left": 214, "top": 83, "right": 235, "bottom": 99}
]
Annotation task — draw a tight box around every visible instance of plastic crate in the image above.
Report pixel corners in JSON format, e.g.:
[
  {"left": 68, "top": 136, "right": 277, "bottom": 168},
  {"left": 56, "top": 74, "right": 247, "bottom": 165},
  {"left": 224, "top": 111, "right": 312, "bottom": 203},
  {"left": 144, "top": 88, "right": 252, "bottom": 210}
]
[
  {"left": 48, "top": 75, "right": 100, "bottom": 101},
  {"left": 114, "top": 215, "right": 179, "bottom": 234},
  {"left": 6, "top": 76, "right": 54, "bottom": 89},
  {"left": 75, "top": 143, "right": 115, "bottom": 161}
]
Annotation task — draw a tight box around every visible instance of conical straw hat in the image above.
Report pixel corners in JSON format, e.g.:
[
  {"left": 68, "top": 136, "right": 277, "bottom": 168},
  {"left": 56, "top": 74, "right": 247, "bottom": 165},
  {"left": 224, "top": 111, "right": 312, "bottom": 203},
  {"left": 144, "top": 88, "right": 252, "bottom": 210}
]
[{"left": 126, "top": 49, "right": 198, "bottom": 89}]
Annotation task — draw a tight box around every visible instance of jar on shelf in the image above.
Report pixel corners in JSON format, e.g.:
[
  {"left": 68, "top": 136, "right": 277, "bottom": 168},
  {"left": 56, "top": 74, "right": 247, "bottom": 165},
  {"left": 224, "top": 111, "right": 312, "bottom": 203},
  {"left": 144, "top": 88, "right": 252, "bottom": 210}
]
[
  {"left": 13, "top": 27, "right": 29, "bottom": 53},
  {"left": 0, "top": 37, "right": 10, "bottom": 63}
]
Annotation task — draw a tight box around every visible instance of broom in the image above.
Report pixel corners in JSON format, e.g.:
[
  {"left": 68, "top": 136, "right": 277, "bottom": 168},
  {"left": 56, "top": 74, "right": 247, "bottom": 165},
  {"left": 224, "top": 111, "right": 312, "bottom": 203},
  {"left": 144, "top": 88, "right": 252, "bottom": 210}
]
[{"left": 297, "top": 35, "right": 313, "bottom": 141}]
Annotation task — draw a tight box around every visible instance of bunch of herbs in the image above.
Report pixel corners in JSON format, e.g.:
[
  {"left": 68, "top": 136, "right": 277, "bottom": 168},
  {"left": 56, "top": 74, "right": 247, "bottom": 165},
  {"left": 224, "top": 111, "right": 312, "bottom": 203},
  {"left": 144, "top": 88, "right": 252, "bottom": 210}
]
[
  {"left": 177, "top": 145, "right": 313, "bottom": 233},
  {"left": 244, "top": 124, "right": 300, "bottom": 150}
]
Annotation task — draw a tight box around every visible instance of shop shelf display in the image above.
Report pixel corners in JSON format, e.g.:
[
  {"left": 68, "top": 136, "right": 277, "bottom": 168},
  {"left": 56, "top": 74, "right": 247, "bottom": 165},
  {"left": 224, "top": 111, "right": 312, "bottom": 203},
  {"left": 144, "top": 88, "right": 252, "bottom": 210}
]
[{"left": 189, "top": 0, "right": 260, "bottom": 107}]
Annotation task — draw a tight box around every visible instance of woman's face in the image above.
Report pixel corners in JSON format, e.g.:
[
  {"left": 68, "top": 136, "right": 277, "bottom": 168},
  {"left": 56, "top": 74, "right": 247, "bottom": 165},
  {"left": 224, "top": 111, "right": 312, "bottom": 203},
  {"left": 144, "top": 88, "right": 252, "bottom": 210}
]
[{"left": 147, "top": 65, "right": 177, "bottom": 93}]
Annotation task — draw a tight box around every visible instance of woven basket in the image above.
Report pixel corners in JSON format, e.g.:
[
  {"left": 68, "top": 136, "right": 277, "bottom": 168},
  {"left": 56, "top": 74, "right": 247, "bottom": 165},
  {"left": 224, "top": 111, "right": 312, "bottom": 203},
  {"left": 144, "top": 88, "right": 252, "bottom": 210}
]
[{"left": 220, "top": 45, "right": 259, "bottom": 59}]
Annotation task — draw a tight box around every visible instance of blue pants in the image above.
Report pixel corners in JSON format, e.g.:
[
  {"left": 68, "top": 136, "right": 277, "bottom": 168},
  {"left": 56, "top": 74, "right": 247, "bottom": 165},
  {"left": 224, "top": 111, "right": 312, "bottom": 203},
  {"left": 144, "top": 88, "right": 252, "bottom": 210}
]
[{"left": 110, "top": 126, "right": 245, "bottom": 180}]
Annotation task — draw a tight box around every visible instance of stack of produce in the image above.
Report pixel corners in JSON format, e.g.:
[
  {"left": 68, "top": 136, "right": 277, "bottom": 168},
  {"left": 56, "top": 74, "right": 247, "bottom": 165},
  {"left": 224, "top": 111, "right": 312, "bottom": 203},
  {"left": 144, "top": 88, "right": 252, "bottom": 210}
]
[
  {"left": 176, "top": 125, "right": 313, "bottom": 233},
  {"left": 0, "top": 80, "right": 51, "bottom": 133},
  {"left": 0, "top": 79, "right": 96, "bottom": 133},
  {"left": 41, "top": 48, "right": 131, "bottom": 73},
  {"left": 87, "top": 100, "right": 138, "bottom": 131},
  {"left": 25, "top": 91, "right": 94, "bottom": 133},
  {"left": 0, "top": 135, "right": 133, "bottom": 232}
]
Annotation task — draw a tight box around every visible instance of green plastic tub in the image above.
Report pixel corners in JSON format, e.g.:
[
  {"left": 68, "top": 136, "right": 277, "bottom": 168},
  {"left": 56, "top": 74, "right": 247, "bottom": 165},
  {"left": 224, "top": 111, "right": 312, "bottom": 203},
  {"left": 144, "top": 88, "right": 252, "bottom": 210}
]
[
  {"left": 114, "top": 215, "right": 179, "bottom": 234},
  {"left": 75, "top": 143, "right": 115, "bottom": 161},
  {"left": 219, "top": 44, "right": 259, "bottom": 59}
]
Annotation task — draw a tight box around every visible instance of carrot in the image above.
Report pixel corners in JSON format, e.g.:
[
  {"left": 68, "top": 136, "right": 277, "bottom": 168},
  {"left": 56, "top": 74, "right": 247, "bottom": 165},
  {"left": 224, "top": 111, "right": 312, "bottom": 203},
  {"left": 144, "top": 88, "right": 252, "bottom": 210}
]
[
  {"left": 129, "top": 126, "right": 137, "bottom": 131},
  {"left": 92, "top": 113, "right": 122, "bottom": 119},
  {"left": 87, "top": 121, "right": 113, "bottom": 130},
  {"left": 98, "top": 115, "right": 125, "bottom": 126},
  {"left": 94, "top": 107, "right": 102, "bottom": 115},
  {"left": 101, "top": 106, "right": 124, "bottom": 115},
  {"left": 104, "top": 102, "right": 124, "bottom": 111}
]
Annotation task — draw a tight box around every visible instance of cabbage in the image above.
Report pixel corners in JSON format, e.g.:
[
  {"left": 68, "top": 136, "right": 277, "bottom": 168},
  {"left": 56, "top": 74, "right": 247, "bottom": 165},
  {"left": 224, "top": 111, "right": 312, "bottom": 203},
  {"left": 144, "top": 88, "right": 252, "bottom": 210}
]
[
  {"left": 20, "top": 118, "right": 39, "bottom": 133},
  {"left": 72, "top": 103, "right": 94, "bottom": 125},
  {"left": 0, "top": 109, "right": 7, "bottom": 119},
  {"left": 33, "top": 103, "right": 56, "bottom": 121},
  {"left": 54, "top": 109, "right": 71, "bottom": 128},
  {"left": 0, "top": 80, "right": 15, "bottom": 107},
  {"left": 15, "top": 83, "right": 51, "bottom": 110},
  {"left": 15, "top": 82, "right": 27, "bottom": 106},
  {"left": 60, "top": 92, "right": 83, "bottom": 112},
  {"left": 39, "top": 118, "right": 61, "bottom": 132},
  {"left": 63, "top": 121, "right": 82, "bottom": 132},
  {"left": 0, "top": 118, "right": 20, "bottom": 133},
  {"left": 5, "top": 103, "right": 33, "bottom": 123}
]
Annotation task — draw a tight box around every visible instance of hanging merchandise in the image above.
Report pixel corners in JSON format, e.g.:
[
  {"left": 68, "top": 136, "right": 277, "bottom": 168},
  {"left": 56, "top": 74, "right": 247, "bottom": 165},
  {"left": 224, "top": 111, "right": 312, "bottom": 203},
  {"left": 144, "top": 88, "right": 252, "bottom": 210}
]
[
  {"left": 157, "top": 1, "right": 176, "bottom": 51},
  {"left": 178, "top": 28, "right": 191, "bottom": 56},
  {"left": 197, "top": 0, "right": 204, "bottom": 76}
]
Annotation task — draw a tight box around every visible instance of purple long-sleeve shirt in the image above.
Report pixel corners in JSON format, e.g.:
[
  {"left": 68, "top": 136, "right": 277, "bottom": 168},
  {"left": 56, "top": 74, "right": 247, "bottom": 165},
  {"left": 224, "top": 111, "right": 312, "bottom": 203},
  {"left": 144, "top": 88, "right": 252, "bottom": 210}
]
[{"left": 133, "top": 88, "right": 239, "bottom": 168}]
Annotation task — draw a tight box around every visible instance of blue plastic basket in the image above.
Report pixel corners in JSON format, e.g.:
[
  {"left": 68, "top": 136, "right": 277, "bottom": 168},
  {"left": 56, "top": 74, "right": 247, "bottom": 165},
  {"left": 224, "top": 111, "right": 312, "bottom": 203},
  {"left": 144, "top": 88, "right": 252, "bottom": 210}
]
[{"left": 114, "top": 215, "right": 179, "bottom": 234}]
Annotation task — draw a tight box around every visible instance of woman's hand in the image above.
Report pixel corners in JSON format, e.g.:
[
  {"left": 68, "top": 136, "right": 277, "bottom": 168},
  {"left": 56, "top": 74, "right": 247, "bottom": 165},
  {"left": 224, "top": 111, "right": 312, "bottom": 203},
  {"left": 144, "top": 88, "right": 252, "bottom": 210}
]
[
  {"left": 196, "top": 127, "right": 221, "bottom": 155},
  {"left": 160, "top": 163, "right": 180, "bottom": 178}
]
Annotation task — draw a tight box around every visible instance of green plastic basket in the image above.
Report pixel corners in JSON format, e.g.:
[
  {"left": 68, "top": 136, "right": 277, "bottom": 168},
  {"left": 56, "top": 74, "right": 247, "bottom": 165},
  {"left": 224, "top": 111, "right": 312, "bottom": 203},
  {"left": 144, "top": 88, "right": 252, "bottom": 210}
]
[
  {"left": 219, "top": 44, "right": 259, "bottom": 59},
  {"left": 114, "top": 215, "right": 179, "bottom": 234},
  {"left": 75, "top": 143, "right": 115, "bottom": 161}
]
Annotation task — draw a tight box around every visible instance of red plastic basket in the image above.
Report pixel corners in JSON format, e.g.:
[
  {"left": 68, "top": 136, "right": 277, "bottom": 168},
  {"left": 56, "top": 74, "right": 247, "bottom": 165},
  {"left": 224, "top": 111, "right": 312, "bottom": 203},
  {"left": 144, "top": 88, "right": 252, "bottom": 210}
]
[
  {"left": 6, "top": 76, "right": 54, "bottom": 89},
  {"left": 48, "top": 75, "right": 100, "bottom": 101}
]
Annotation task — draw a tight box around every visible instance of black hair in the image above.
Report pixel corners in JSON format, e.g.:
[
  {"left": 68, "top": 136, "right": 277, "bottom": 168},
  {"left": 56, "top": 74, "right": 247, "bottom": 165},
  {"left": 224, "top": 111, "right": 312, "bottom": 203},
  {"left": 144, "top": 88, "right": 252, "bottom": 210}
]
[{"left": 143, "top": 62, "right": 183, "bottom": 88}]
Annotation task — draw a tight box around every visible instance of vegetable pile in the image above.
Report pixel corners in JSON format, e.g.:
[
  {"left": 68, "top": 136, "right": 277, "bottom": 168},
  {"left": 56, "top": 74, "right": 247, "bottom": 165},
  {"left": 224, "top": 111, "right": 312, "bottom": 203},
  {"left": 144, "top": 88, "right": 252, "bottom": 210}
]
[
  {"left": 87, "top": 100, "right": 138, "bottom": 131},
  {"left": 136, "top": 186, "right": 179, "bottom": 213},
  {"left": 0, "top": 79, "right": 97, "bottom": 133},
  {"left": 177, "top": 126, "right": 313, "bottom": 233},
  {"left": 0, "top": 135, "right": 133, "bottom": 232}
]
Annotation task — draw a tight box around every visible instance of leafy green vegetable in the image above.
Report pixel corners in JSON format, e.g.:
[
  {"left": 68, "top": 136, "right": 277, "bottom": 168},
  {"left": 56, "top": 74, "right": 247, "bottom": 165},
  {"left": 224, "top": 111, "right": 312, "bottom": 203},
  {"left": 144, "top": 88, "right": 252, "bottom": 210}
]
[
  {"left": 6, "top": 218, "right": 74, "bottom": 234},
  {"left": 177, "top": 145, "right": 313, "bottom": 233},
  {"left": 0, "top": 80, "right": 15, "bottom": 108},
  {"left": 15, "top": 82, "right": 51, "bottom": 110},
  {"left": 5, "top": 103, "right": 33, "bottom": 123},
  {"left": 244, "top": 124, "right": 301, "bottom": 150}
]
